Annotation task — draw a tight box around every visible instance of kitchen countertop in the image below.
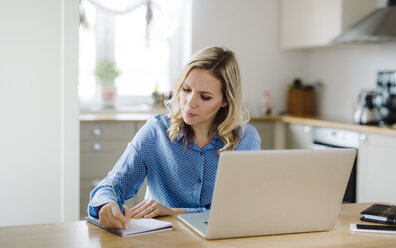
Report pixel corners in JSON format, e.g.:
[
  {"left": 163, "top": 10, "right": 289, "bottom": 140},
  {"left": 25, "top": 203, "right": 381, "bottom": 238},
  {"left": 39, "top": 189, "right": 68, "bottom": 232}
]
[
  {"left": 253, "top": 115, "right": 396, "bottom": 136},
  {"left": 80, "top": 107, "right": 396, "bottom": 136},
  {"left": 80, "top": 105, "right": 168, "bottom": 122}
]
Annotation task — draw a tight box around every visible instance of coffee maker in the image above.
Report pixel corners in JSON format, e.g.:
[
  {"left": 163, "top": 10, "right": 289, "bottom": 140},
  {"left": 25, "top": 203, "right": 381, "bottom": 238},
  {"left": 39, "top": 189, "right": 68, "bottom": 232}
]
[
  {"left": 353, "top": 89, "right": 380, "bottom": 125},
  {"left": 375, "top": 71, "right": 396, "bottom": 125}
]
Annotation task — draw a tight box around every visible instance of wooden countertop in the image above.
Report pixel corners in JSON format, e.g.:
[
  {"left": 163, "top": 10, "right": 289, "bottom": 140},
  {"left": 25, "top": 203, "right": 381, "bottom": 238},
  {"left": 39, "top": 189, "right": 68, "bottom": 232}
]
[
  {"left": 252, "top": 115, "right": 396, "bottom": 136},
  {"left": 80, "top": 105, "right": 168, "bottom": 122},
  {"left": 80, "top": 109, "right": 396, "bottom": 136},
  {"left": 1, "top": 203, "right": 396, "bottom": 248},
  {"left": 80, "top": 112, "right": 160, "bottom": 122}
]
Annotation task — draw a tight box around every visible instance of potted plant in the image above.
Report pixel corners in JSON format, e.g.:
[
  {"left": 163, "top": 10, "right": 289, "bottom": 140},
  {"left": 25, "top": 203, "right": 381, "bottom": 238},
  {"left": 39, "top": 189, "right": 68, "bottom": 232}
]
[{"left": 95, "top": 59, "right": 120, "bottom": 107}]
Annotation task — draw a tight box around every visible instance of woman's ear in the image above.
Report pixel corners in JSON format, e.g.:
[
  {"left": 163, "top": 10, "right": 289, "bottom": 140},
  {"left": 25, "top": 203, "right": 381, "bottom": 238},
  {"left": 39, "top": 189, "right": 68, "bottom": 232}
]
[{"left": 222, "top": 101, "right": 228, "bottom": 108}]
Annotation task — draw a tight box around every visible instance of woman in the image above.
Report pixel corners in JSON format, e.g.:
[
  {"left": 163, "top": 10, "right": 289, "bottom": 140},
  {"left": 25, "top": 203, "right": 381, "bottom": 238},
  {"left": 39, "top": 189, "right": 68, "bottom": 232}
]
[{"left": 88, "top": 46, "right": 261, "bottom": 229}]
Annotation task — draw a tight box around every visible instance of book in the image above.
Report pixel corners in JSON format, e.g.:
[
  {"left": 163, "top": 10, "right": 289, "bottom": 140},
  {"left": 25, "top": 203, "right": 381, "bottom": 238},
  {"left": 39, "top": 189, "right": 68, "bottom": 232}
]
[
  {"left": 86, "top": 216, "right": 172, "bottom": 237},
  {"left": 350, "top": 224, "right": 396, "bottom": 234},
  {"left": 360, "top": 204, "right": 396, "bottom": 225}
]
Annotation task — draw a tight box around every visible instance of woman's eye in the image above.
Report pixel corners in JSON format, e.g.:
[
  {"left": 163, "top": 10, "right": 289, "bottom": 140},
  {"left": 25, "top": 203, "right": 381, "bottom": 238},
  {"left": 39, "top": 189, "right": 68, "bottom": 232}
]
[
  {"left": 201, "top": 95, "right": 212, "bottom": 101},
  {"left": 182, "top": 87, "right": 191, "bottom": 92}
]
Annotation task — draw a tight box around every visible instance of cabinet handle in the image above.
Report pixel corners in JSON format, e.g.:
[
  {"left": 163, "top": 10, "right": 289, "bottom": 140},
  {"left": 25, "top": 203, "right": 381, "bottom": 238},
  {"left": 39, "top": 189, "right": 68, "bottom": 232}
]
[
  {"left": 360, "top": 134, "right": 368, "bottom": 141},
  {"left": 303, "top": 126, "right": 312, "bottom": 134},
  {"left": 92, "top": 128, "right": 102, "bottom": 136},
  {"left": 92, "top": 143, "right": 103, "bottom": 151}
]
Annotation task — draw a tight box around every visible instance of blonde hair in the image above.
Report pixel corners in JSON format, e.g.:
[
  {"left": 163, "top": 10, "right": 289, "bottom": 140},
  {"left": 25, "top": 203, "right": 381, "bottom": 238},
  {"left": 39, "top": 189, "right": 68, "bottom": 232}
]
[{"left": 166, "top": 46, "right": 249, "bottom": 154}]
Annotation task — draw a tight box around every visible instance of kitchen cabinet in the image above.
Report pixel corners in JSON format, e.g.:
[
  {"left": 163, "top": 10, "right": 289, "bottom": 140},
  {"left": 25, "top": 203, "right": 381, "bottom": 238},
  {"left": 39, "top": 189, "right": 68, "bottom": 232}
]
[
  {"left": 357, "top": 133, "right": 396, "bottom": 204},
  {"left": 250, "top": 120, "right": 275, "bottom": 149},
  {"left": 80, "top": 121, "right": 147, "bottom": 218},
  {"left": 280, "top": 0, "right": 377, "bottom": 49},
  {"left": 286, "top": 123, "right": 313, "bottom": 149}
]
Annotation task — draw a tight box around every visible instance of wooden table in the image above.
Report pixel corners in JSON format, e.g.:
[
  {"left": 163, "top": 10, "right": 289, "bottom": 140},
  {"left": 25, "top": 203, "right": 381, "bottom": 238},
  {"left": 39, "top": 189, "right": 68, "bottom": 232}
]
[{"left": 1, "top": 203, "right": 396, "bottom": 248}]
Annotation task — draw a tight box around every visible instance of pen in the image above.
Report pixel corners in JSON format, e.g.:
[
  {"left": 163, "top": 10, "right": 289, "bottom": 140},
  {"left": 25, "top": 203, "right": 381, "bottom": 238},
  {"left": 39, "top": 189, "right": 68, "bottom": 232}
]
[{"left": 112, "top": 180, "right": 125, "bottom": 215}]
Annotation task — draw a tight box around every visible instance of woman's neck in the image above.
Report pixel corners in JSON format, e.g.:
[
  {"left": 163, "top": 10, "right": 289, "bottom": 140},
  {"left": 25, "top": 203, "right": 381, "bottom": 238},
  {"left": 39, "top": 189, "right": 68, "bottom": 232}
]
[{"left": 192, "top": 125, "right": 215, "bottom": 149}]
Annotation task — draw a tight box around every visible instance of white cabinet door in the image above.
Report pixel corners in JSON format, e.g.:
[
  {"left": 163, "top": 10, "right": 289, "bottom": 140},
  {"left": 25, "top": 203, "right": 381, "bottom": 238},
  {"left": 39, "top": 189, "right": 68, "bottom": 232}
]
[
  {"left": 280, "top": 0, "right": 376, "bottom": 49},
  {"left": 357, "top": 133, "right": 396, "bottom": 204},
  {"left": 286, "top": 124, "right": 313, "bottom": 149}
]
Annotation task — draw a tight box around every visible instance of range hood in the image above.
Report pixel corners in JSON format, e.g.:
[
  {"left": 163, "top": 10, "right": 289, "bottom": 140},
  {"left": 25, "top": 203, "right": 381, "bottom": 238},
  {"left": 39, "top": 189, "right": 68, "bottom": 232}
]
[{"left": 332, "top": 0, "right": 396, "bottom": 43}]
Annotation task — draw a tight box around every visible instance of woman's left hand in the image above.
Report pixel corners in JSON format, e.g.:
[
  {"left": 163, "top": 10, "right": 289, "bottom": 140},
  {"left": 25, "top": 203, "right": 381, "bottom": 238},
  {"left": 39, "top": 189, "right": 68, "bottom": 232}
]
[{"left": 129, "top": 199, "right": 185, "bottom": 219}]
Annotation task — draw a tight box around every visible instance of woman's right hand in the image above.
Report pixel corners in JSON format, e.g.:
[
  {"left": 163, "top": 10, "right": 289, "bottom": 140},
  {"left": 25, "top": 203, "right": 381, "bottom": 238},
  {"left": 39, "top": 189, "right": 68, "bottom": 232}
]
[{"left": 98, "top": 201, "right": 132, "bottom": 229}]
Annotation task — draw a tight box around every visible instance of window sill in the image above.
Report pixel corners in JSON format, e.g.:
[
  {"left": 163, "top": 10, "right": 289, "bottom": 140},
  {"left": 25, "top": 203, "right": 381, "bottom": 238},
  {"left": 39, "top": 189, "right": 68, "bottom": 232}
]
[{"left": 80, "top": 104, "right": 168, "bottom": 114}]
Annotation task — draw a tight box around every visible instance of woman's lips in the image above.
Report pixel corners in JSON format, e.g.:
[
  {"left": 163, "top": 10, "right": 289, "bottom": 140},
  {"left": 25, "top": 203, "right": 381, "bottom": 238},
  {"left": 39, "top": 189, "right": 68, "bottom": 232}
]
[{"left": 185, "top": 111, "right": 197, "bottom": 118}]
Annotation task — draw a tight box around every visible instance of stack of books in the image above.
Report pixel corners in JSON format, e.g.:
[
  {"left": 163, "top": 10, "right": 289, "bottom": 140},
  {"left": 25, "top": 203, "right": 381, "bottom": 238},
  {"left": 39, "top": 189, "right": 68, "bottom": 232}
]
[{"left": 350, "top": 204, "right": 396, "bottom": 234}]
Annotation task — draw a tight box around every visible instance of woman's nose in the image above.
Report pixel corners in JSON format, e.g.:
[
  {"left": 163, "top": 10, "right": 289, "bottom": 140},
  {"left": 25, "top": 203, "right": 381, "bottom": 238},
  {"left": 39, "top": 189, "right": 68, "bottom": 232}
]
[{"left": 187, "top": 93, "right": 198, "bottom": 109}]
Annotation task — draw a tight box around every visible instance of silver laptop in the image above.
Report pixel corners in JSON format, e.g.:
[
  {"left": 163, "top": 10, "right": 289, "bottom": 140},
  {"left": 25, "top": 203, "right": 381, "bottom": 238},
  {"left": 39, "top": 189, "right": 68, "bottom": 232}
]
[{"left": 178, "top": 149, "right": 356, "bottom": 239}]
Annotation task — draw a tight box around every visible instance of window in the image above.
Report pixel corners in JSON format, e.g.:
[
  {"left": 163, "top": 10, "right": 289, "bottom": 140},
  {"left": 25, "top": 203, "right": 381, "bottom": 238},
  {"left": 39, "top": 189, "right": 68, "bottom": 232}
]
[
  {"left": 79, "top": 0, "right": 190, "bottom": 107},
  {"left": 114, "top": 8, "right": 170, "bottom": 97},
  {"left": 79, "top": 2, "right": 96, "bottom": 102}
]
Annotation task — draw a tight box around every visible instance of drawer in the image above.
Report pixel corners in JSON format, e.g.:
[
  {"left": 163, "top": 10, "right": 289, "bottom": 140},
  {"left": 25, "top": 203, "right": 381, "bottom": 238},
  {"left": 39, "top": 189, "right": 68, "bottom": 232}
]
[
  {"left": 80, "top": 153, "right": 120, "bottom": 179},
  {"left": 80, "top": 142, "right": 128, "bottom": 179},
  {"left": 80, "top": 141, "right": 129, "bottom": 153},
  {"left": 81, "top": 122, "right": 143, "bottom": 141}
]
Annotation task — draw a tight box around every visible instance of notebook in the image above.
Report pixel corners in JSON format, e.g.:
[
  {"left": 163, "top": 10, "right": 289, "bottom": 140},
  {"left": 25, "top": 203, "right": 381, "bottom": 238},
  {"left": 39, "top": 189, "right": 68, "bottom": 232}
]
[
  {"left": 178, "top": 149, "right": 356, "bottom": 239},
  {"left": 86, "top": 216, "right": 172, "bottom": 237}
]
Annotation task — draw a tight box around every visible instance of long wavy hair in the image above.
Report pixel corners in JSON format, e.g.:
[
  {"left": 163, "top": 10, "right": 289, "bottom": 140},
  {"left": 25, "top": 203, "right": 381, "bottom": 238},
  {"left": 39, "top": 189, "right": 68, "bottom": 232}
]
[{"left": 166, "top": 46, "right": 249, "bottom": 154}]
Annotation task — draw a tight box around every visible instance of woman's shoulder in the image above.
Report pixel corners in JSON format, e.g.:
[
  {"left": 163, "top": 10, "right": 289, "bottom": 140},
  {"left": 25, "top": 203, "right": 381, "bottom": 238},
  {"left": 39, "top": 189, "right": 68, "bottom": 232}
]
[
  {"left": 243, "top": 123, "right": 259, "bottom": 137},
  {"left": 132, "top": 114, "right": 169, "bottom": 147},
  {"left": 134, "top": 114, "right": 170, "bottom": 139},
  {"left": 145, "top": 113, "right": 170, "bottom": 127},
  {"left": 236, "top": 123, "right": 261, "bottom": 150}
]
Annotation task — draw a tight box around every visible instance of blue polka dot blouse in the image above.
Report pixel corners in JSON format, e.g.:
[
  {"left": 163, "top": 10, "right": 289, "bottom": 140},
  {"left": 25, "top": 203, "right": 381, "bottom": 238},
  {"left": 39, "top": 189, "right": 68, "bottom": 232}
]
[{"left": 88, "top": 114, "right": 261, "bottom": 217}]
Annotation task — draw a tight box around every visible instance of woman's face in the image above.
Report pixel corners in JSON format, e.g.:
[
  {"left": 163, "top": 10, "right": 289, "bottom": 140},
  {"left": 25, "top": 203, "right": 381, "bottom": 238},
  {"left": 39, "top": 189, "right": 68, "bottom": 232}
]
[{"left": 180, "top": 69, "right": 228, "bottom": 133}]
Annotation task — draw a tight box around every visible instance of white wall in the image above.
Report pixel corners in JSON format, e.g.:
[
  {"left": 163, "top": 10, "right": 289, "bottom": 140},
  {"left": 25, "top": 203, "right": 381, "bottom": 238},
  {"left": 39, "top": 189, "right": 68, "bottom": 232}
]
[
  {"left": 191, "top": 0, "right": 396, "bottom": 121},
  {"left": 0, "top": 0, "right": 79, "bottom": 226},
  {"left": 302, "top": 43, "right": 396, "bottom": 121},
  {"left": 191, "top": 0, "right": 304, "bottom": 115}
]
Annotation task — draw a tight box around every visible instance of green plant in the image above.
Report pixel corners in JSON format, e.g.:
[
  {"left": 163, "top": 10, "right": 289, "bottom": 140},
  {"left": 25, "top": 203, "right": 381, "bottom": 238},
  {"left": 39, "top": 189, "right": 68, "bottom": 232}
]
[{"left": 95, "top": 59, "right": 120, "bottom": 84}]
